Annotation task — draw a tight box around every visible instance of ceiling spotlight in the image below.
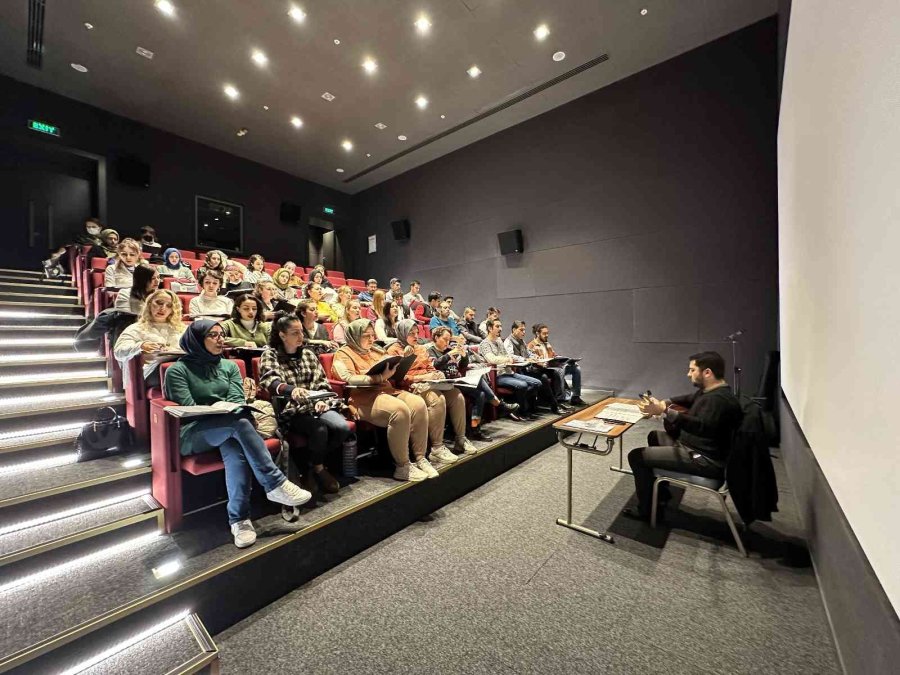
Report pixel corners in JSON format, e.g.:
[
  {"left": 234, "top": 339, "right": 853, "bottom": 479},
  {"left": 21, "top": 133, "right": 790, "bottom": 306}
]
[
  {"left": 290, "top": 116, "right": 303, "bottom": 128},
  {"left": 333, "top": 38, "right": 341, "bottom": 46},
  {"left": 397, "top": 135, "right": 407, "bottom": 141},
  {"left": 552, "top": 51, "right": 566, "bottom": 62},
  {"left": 415, "top": 95, "right": 428, "bottom": 109},
  {"left": 84, "top": 22, "right": 94, "bottom": 30},
  {"left": 251, "top": 50, "right": 268, "bottom": 67},
  {"left": 336, "top": 168, "right": 345, "bottom": 173},
  {"left": 362, "top": 58, "right": 377, "bottom": 74},
  {"left": 440, "top": 114, "right": 446, "bottom": 119},
  {"left": 136, "top": 46, "right": 154, "bottom": 60},
  {"left": 71, "top": 63, "right": 88, "bottom": 72},
  {"left": 321, "top": 92, "right": 335, "bottom": 102},
  {"left": 415, "top": 15, "right": 431, "bottom": 33},
  {"left": 467, "top": 65, "right": 481, "bottom": 78},
  {"left": 288, "top": 6, "right": 306, "bottom": 23},
  {"left": 534, "top": 24, "right": 550, "bottom": 41},
  {"left": 341, "top": 140, "right": 353, "bottom": 151},
  {"left": 262, "top": 105, "right": 269, "bottom": 111},
  {"left": 366, "top": 153, "right": 371, "bottom": 157},
  {"left": 155, "top": 0, "right": 175, "bottom": 18},
  {"left": 223, "top": 84, "right": 239, "bottom": 99},
  {"left": 641, "top": 8, "right": 648, "bottom": 16},
  {"left": 236, "top": 127, "right": 248, "bottom": 137},
  {"left": 374, "top": 122, "right": 387, "bottom": 130}
]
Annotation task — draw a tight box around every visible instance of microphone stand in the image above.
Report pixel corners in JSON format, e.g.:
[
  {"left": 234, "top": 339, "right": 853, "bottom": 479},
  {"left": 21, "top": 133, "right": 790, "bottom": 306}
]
[{"left": 723, "top": 330, "right": 744, "bottom": 396}]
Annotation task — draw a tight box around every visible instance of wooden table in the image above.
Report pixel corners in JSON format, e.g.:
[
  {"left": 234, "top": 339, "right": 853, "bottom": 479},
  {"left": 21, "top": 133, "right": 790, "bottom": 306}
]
[{"left": 552, "top": 397, "right": 644, "bottom": 543}]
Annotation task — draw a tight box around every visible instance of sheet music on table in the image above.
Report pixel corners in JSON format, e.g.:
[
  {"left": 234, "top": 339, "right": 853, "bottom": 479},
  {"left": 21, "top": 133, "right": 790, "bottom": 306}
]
[
  {"left": 563, "top": 419, "right": 615, "bottom": 434},
  {"left": 594, "top": 402, "right": 644, "bottom": 424}
]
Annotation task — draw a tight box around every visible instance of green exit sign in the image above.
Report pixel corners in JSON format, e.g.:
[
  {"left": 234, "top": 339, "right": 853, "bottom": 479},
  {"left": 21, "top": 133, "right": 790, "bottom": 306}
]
[
  {"left": 28, "top": 119, "right": 60, "bottom": 137},
  {"left": 323, "top": 206, "right": 335, "bottom": 215}
]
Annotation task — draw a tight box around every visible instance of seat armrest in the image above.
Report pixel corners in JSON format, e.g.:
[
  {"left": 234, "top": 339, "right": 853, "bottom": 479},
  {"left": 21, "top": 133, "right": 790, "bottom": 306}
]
[{"left": 150, "top": 398, "right": 183, "bottom": 474}]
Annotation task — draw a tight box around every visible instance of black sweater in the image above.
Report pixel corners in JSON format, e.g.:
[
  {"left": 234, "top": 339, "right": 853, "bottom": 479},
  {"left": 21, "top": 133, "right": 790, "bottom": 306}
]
[{"left": 666, "top": 385, "right": 743, "bottom": 463}]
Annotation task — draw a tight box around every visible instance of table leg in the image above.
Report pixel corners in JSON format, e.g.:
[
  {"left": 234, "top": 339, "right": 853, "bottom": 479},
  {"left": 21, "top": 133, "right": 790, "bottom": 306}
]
[
  {"left": 609, "top": 434, "right": 633, "bottom": 475},
  {"left": 556, "top": 445, "right": 614, "bottom": 543}
]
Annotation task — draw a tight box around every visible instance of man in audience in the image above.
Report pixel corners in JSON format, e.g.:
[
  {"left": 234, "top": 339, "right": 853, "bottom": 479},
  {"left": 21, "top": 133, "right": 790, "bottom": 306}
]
[
  {"left": 429, "top": 300, "right": 460, "bottom": 335},
  {"left": 403, "top": 280, "right": 425, "bottom": 308},
  {"left": 625, "top": 351, "right": 743, "bottom": 522},
  {"left": 414, "top": 291, "right": 442, "bottom": 324},
  {"left": 478, "top": 307, "right": 500, "bottom": 337},
  {"left": 479, "top": 318, "right": 542, "bottom": 419},
  {"left": 298, "top": 301, "right": 338, "bottom": 351},
  {"left": 529, "top": 323, "right": 585, "bottom": 405},
  {"left": 444, "top": 296, "right": 461, "bottom": 321},
  {"left": 358, "top": 278, "right": 378, "bottom": 306},
  {"left": 389, "top": 277, "right": 402, "bottom": 297},
  {"left": 459, "top": 306, "right": 484, "bottom": 344},
  {"left": 504, "top": 320, "right": 563, "bottom": 413}
]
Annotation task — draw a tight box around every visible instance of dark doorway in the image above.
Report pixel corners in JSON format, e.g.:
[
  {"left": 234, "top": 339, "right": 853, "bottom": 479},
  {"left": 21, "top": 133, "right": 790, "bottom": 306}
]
[{"left": 308, "top": 223, "right": 336, "bottom": 270}]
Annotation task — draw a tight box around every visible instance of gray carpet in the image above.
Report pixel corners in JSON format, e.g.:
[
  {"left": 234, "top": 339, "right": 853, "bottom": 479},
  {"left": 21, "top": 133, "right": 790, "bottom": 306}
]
[{"left": 215, "top": 415, "right": 840, "bottom": 674}]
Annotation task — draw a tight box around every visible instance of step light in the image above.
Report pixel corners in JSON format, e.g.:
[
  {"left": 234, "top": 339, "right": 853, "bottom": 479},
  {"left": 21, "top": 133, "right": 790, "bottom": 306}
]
[
  {"left": 0, "top": 337, "right": 75, "bottom": 347},
  {"left": 0, "top": 489, "right": 150, "bottom": 536},
  {"left": 0, "top": 453, "right": 78, "bottom": 476},
  {"left": 151, "top": 558, "right": 183, "bottom": 579},
  {"left": 0, "top": 369, "right": 107, "bottom": 385},
  {"left": 0, "top": 352, "right": 99, "bottom": 363},
  {"left": 0, "top": 531, "right": 160, "bottom": 594},
  {"left": 0, "top": 310, "right": 82, "bottom": 319},
  {"left": 59, "top": 610, "right": 190, "bottom": 675},
  {"left": 0, "top": 389, "right": 117, "bottom": 409},
  {"left": 0, "top": 421, "right": 86, "bottom": 442}
]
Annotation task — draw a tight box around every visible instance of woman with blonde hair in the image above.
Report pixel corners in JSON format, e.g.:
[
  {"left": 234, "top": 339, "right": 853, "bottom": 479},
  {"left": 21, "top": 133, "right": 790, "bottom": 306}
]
[
  {"left": 254, "top": 279, "right": 280, "bottom": 320},
  {"left": 332, "top": 298, "right": 361, "bottom": 345},
  {"left": 366, "top": 288, "right": 386, "bottom": 322},
  {"left": 114, "top": 288, "right": 186, "bottom": 387},
  {"left": 104, "top": 237, "right": 144, "bottom": 288}
]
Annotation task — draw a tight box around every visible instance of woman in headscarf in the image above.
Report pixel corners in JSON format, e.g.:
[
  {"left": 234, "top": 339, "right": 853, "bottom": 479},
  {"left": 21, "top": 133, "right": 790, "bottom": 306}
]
[
  {"left": 282, "top": 261, "right": 304, "bottom": 288},
  {"left": 332, "top": 298, "right": 361, "bottom": 345},
  {"left": 104, "top": 238, "right": 143, "bottom": 288},
  {"left": 272, "top": 268, "right": 297, "bottom": 300},
  {"left": 113, "top": 264, "right": 159, "bottom": 315},
  {"left": 259, "top": 314, "right": 351, "bottom": 495},
  {"left": 387, "top": 320, "right": 477, "bottom": 461},
  {"left": 222, "top": 293, "right": 271, "bottom": 348},
  {"left": 330, "top": 319, "right": 436, "bottom": 482},
  {"left": 87, "top": 228, "right": 120, "bottom": 261},
  {"left": 157, "top": 247, "right": 197, "bottom": 291},
  {"left": 114, "top": 289, "right": 185, "bottom": 388},
  {"left": 164, "top": 319, "right": 311, "bottom": 548}
]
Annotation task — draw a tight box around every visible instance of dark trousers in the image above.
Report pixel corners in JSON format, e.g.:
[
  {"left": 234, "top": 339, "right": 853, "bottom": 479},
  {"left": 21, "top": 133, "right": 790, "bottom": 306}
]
[
  {"left": 627, "top": 430, "right": 723, "bottom": 516},
  {"left": 289, "top": 409, "right": 351, "bottom": 466},
  {"left": 496, "top": 373, "right": 541, "bottom": 414},
  {"left": 459, "top": 375, "right": 495, "bottom": 421}
]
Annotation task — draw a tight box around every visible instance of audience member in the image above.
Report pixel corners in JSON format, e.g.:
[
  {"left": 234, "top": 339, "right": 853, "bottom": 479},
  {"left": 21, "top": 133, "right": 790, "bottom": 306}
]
[
  {"left": 375, "top": 300, "right": 400, "bottom": 342},
  {"left": 330, "top": 319, "right": 436, "bottom": 482},
  {"left": 480, "top": 319, "right": 541, "bottom": 419},
  {"left": 504, "top": 320, "right": 562, "bottom": 413},
  {"left": 87, "top": 228, "right": 119, "bottom": 261},
  {"left": 333, "top": 298, "right": 362, "bottom": 345},
  {"left": 391, "top": 290, "right": 412, "bottom": 320},
  {"left": 529, "top": 323, "right": 585, "bottom": 405},
  {"left": 114, "top": 265, "right": 159, "bottom": 314},
  {"left": 366, "top": 288, "right": 386, "bottom": 321},
  {"left": 459, "top": 306, "right": 484, "bottom": 344},
  {"left": 139, "top": 226, "right": 163, "bottom": 255},
  {"left": 223, "top": 263, "right": 253, "bottom": 294},
  {"left": 259, "top": 314, "right": 351, "bottom": 495},
  {"left": 44, "top": 218, "right": 103, "bottom": 271},
  {"left": 389, "top": 277, "right": 402, "bottom": 297},
  {"left": 298, "top": 301, "right": 338, "bottom": 351},
  {"left": 157, "top": 248, "right": 197, "bottom": 292},
  {"left": 282, "top": 261, "right": 304, "bottom": 288},
  {"left": 307, "top": 283, "right": 337, "bottom": 322},
  {"left": 113, "top": 289, "right": 186, "bottom": 388},
  {"left": 164, "top": 320, "right": 311, "bottom": 548},
  {"left": 387, "top": 320, "right": 478, "bottom": 459},
  {"left": 198, "top": 249, "right": 228, "bottom": 278},
  {"left": 358, "top": 279, "right": 378, "bottom": 306},
  {"left": 190, "top": 270, "right": 233, "bottom": 317},
  {"left": 403, "top": 280, "right": 424, "bottom": 308},
  {"left": 222, "top": 294, "right": 271, "bottom": 348},
  {"left": 444, "top": 296, "right": 461, "bottom": 321},
  {"left": 625, "top": 351, "right": 743, "bottom": 522},
  {"left": 272, "top": 268, "right": 298, "bottom": 300},
  {"left": 478, "top": 307, "right": 500, "bottom": 337},
  {"left": 104, "top": 238, "right": 143, "bottom": 288},
  {"left": 414, "top": 291, "right": 442, "bottom": 324},
  {"left": 244, "top": 255, "right": 272, "bottom": 285},
  {"left": 429, "top": 300, "right": 463, "bottom": 339},
  {"left": 331, "top": 285, "right": 353, "bottom": 322},
  {"left": 253, "top": 280, "right": 279, "bottom": 320}
]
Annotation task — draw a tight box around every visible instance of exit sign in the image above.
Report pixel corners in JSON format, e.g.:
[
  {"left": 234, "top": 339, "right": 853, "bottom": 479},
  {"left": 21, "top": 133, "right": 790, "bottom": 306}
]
[
  {"left": 323, "top": 206, "right": 335, "bottom": 215},
  {"left": 28, "top": 119, "right": 60, "bottom": 137}
]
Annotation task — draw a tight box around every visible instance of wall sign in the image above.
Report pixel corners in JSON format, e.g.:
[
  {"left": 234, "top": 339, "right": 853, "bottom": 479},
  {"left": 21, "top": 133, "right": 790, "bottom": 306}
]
[
  {"left": 368, "top": 235, "right": 377, "bottom": 254},
  {"left": 28, "top": 119, "right": 60, "bottom": 137}
]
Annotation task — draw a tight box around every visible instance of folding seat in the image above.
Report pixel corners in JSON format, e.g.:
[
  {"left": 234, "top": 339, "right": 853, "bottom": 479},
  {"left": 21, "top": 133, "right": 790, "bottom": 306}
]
[
  {"left": 185, "top": 258, "right": 204, "bottom": 273},
  {"left": 140, "top": 252, "right": 152, "bottom": 259},
  {"left": 176, "top": 293, "right": 194, "bottom": 316},
  {"left": 180, "top": 251, "right": 197, "bottom": 260},
  {"left": 263, "top": 262, "right": 281, "bottom": 275},
  {"left": 326, "top": 276, "right": 344, "bottom": 287},
  {"left": 323, "top": 322, "right": 336, "bottom": 340},
  {"left": 232, "top": 257, "right": 250, "bottom": 267}
]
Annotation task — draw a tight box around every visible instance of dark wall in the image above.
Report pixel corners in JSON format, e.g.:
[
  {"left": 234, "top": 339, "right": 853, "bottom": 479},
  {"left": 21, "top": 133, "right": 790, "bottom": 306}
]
[
  {"left": 355, "top": 19, "right": 779, "bottom": 395},
  {"left": 0, "top": 74, "right": 355, "bottom": 267}
]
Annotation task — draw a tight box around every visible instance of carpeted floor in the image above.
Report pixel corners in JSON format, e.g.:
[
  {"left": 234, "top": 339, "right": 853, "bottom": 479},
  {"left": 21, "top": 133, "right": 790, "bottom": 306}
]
[{"left": 215, "top": 414, "right": 840, "bottom": 674}]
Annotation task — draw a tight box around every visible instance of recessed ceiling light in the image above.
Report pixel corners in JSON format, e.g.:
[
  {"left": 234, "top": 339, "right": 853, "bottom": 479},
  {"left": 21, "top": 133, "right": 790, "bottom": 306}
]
[
  {"left": 641, "top": 8, "right": 648, "bottom": 16},
  {"left": 288, "top": 6, "right": 306, "bottom": 23},
  {"left": 415, "top": 95, "right": 428, "bottom": 109},
  {"left": 440, "top": 114, "right": 446, "bottom": 119},
  {"left": 70, "top": 63, "right": 88, "bottom": 73},
  {"left": 467, "top": 65, "right": 481, "bottom": 78},
  {"left": 84, "top": 22, "right": 94, "bottom": 30},
  {"left": 415, "top": 15, "right": 431, "bottom": 33},
  {"left": 333, "top": 38, "right": 341, "bottom": 46},
  {"left": 362, "top": 58, "right": 377, "bottom": 74},
  {"left": 262, "top": 105, "right": 269, "bottom": 111},
  {"left": 155, "top": 0, "right": 175, "bottom": 18},
  {"left": 374, "top": 122, "right": 387, "bottom": 130},
  {"left": 236, "top": 128, "right": 248, "bottom": 137},
  {"left": 534, "top": 24, "right": 550, "bottom": 41},
  {"left": 321, "top": 92, "right": 335, "bottom": 102},
  {"left": 398, "top": 135, "right": 407, "bottom": 141},
  {"left": 136, "top": 46, "right": 154, "bottom": 60},
  {"left": 341, "top": 139, "right": 353, "bottom": 151},
  {"left": 290, "top": 116, "right": 303, "bottom": 128},
  {"left": 366, "top": 153, "right": 371, "bottom": 157},
  {"left": 336, "top": 168, "right": 345, "bottom": 173},
  {"left": 251, "top": 50, "right": 268, "bottom": 67},
  {"left": 552, "top": 51, "right": 566, "bottom": 62},
  {"left": 223, "top": 84, "right": 239, "bottom": 99}
]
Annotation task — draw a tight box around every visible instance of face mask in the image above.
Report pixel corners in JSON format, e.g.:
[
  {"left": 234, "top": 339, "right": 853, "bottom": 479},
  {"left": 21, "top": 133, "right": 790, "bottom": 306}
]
[{"left": 86, "top": 226, "right": 101, "bottom": 236}]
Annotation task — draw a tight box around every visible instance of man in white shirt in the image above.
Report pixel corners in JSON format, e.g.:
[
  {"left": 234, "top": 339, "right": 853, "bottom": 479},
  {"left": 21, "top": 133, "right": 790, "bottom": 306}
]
[{"left": 403, "top": 280, "right": 424, "bottom": 308}]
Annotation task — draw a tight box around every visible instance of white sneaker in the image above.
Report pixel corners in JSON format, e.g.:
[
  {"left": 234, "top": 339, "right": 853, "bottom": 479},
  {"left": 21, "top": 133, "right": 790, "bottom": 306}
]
[
  {"left": 415, "top": 457, "right": 440, "bottom": 479},
  {"left": 430, "top": 444, "right": 458, "bottom": 465},
  {"left": 230, "top": 519, "right": 256, "bottom": 548},
  {"left": 394, "top": 462, "right": 428, "bottom": 482},
  {"left": 266, "top": 480, "right": 312, "bottom": 507},
  {"left": 454, "top": 438, "right": 479, "bottom": 455}
]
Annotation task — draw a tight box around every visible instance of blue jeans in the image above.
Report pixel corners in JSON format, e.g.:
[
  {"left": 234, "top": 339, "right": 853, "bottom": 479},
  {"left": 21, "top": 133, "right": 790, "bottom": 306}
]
[
  {"left": 496, "top": 373, "right": 541, "bottom": 414},
  {"left": 459, "top": 375, "right": 496, "bottom": 421},
  {"left": 185, "top": 417, "right": 286, "bottom": 524},
  {"left": 565, "top": 363, "right": 582, "bottom": 398},
  {"left": 288, "top": 409, "right": 351, "bottom": 466}
]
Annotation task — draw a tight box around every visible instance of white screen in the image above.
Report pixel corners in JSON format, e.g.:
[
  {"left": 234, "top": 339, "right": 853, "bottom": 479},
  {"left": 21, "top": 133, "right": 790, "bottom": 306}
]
[{"left": 779, "top": 0, "right": 900, "bottom": 611}]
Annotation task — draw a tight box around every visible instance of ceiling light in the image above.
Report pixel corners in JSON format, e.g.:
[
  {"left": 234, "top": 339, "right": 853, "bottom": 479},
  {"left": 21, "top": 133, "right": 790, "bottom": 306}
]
[
  {"left": 467, "top": 65, "right": 481, "bottom": 78},
  {"left": 70, "top": 63, "right": 88, "bottom": 73},
  {"left": 223, "top": 84, "right": 239, "bottom": 100},
  {"left": 288, "top": 6, "right": 306, "bottom": 23},
  {"left": 84, "top": 22, "right": 94, "bottom": 30},
  {"left": 321, "top": 92, "right": 335, "bottom": 102},
  {"left": 553, "top": 51, "right": 566, "bottom": 62},
  {"left": 341, "top": 140, "right": 353, "bottom": 151},
  {"left": 333, "top": 38, "right": 341, "bottom": 46},
  {"left": 263, "top": 105, "right": 269, "bottom": 110},
  {"left": 366, "top": 153, "right": 371, "bottom": 157},
  {"left": 336, "top": 168, "right": 344, "bottom": 173},
  {"left": 236, "top": 128, "right": 248, "bottom": 137},
  {"left": 251, "top": 50, "right": 268, "bottom": 67},
  {"left": 290, "top": 116, "right": 303, "bottom": 128},
  {"left": 397, "top": 135, "right": 407, "bottom": 141},
  {"left": 440, "top": 114, "right": 446, "bottom": 119},
  {"left": 415, "top": 95, "right": 428, "bottom": 109},
  {"left": 374, "top": 122, "right": 386, "bottom": 130},
  {"left": 534, "top": 24, "right": 550, "bottom": 41},
  {"left": 415, "top": 15, "right": 431, "bottom": 33},
  {"left": 136, "top": 46, "right": 154, "bottom": 60},
  {"left": 362, "top": 58, "right": 377, "bottom": 74},
  {"left": 641, "top": 8, "right": 648, "bottom": 16},
  {"left": 154, "top": 0, "right": 175, "bottom": 18}
]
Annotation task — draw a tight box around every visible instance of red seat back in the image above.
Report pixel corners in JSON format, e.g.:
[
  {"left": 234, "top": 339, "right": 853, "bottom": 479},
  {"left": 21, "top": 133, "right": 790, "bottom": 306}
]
[
  {"left": 319, "top": 352, "right": 336, "bottom": 379},
  {"left": 180, "top": 251, "right": 197, "bottom": 260},
  {"left": 176, "top": 293, "right": 194, "bottom": 315},
  {"left": 324, "top": 322, "right": 336, "bottom": 339},
  {"left": 92, "top": 257, "right": 109, "bottom": 270}
]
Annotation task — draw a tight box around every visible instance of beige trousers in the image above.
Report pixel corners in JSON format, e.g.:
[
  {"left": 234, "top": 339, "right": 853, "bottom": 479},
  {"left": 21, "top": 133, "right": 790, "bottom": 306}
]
[
  {"left": 355, "top": 391, "right": 428, "bottom": 467},
  {"left": 420, "top": 388, "right": 467, "bottom": 446}
]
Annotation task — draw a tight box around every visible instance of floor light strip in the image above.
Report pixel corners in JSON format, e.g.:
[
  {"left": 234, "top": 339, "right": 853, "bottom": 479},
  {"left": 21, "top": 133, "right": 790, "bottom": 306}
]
[
  {"left": 0, "top": 489, "right": 150, "bottom": 536},
  {"left": 0, "top": 452, "right": 79, "bottom": 476},
  {"left": 0, "top": 421, "right": 86, "bottom": 442}
]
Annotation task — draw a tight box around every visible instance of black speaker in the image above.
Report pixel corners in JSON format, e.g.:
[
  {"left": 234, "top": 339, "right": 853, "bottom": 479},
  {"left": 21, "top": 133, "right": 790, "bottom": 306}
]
[
  {"left": 280, "top": 201, "right": 303, "bottom": 223},
  {"left": 391, "top": 219, "right": 411, "bottom": 241},
  {"left": 115, "top": 155, "right": 150, "bottom": 188},
  {"left": 497, "top": 229, "right": 523, "bottom": 255}
]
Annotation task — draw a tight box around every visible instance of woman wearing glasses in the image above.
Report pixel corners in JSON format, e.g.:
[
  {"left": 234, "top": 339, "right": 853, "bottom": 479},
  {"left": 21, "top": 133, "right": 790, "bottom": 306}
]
[{"left": 164, "top": 320, "right": 312, "bottom": 548}]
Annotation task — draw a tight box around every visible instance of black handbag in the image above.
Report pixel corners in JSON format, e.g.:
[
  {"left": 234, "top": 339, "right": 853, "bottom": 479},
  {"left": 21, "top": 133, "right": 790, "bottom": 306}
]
[{"left": 76, "top": 407, "right": 135, "bottom": 461}]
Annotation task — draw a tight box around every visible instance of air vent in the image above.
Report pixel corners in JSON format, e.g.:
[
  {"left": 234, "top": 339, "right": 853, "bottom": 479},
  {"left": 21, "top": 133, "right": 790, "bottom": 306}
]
[
  {"left": 26, "top": 0, "right": 46, "bottom": 69},
  {"left": 345, "top": 52, "right": 610, "bottom": 183}
]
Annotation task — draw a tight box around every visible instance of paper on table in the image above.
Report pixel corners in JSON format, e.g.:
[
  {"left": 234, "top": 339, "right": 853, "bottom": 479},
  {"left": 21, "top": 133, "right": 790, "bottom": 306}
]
[
  {"left": 563, "top": 419, "right": 615, "bottom": 433},
  {"left": 594, "top": 402, "right": 644, "bottom": 424}
]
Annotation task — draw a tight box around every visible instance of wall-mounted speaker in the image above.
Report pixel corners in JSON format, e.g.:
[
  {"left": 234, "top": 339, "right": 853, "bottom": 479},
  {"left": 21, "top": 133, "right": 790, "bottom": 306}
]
[
  {"left": 497, "top": 229, "right": 523, "bottom": 255},
  {"left": 391, "top": 219, "right": 411, "bottom": 241},
  {"left": 280, "top": 201, "right": 303, "bottom": 223},
  {"left": 115, "top": 155, "right": 150, "bottom": 188}
]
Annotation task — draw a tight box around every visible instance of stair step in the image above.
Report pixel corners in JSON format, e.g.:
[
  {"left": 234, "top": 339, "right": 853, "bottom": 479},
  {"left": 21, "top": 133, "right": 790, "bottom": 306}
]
[
  {"left": 0, "top": 324, "right": 79, "bottom": 335},
  {"left": 0, "top": 368, "right": 109, "bottom": 391},
  {"left": 0, "top": 291, "right": 81, "bottom": 304},
  {"left": 0, "top": 300, "right": 84, "bottom": 315},
  {"left": 0, "top": 422, "right": 87, "bottom": 455},
  {"left": 0, "top": 268, "right": 72, "bottom": 280},
  {"left": 0, "top": 310, "right": 84, "bottom": 327},
  {"left": 0, "top": 492, "right": 160, "bottom": 567},
  {"left": 0, "top": 336, "right": 80, "bottom": 353},
  {"left": 0, "top": 281, "right": 78, "bottom": 294},
  {"left": 0, "top": 390, "right": 124, "bottom": 420},
  {"left": 0, "top": 352, "right": 103, "bottom": 368}
]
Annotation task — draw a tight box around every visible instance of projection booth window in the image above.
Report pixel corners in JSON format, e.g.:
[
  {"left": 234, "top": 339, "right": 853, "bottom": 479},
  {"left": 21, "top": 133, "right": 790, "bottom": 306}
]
[{"left": 195, "top": 196, "right": 243, "bottom": 252}]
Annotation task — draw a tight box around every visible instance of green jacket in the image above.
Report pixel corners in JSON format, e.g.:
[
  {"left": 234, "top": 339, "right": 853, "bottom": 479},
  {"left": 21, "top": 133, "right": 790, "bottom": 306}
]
[
  {"left": 221, "top": 319, "right": 272, "bottom": 348},
  {"left": 164, "top": 358, "right": 245, "bottom": 456}
]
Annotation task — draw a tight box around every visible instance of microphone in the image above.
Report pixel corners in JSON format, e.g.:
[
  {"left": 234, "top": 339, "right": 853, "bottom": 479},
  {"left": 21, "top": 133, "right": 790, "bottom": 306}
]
[{"left": 724, "top": 329, "right": 744, "bottom": 341}]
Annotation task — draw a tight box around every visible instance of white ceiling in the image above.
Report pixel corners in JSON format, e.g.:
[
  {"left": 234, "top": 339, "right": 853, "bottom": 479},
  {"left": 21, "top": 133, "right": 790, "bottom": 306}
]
[{"left": 0, "top": 0, "right": 777, "bottom": 194}]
